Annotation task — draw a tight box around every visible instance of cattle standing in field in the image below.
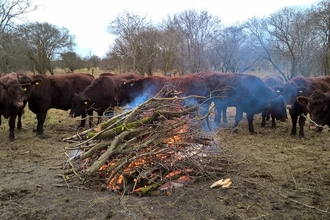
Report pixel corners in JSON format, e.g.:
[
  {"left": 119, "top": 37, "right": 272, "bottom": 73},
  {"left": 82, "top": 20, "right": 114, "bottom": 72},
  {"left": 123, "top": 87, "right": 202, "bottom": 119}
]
[
  {"left": 0, "top": 73, "right": 33, "bottom": 141},
  {"left": 200, "top": 72, "right": 287, "bottom": 134},
  {"left": 261, "top": 74, "right": 285, "bottom": 128},
  {"left": 275, "top": 75, "right": 330, "bottom": 138},
  {"left": 26, "top": 73, "right": 94, "bottom": 136},
  {"left": 297, "top": 90, "right": 330, "bottom": 131},
  {"left": 70, "top": 72, "right": 142, "bottom": 124}
]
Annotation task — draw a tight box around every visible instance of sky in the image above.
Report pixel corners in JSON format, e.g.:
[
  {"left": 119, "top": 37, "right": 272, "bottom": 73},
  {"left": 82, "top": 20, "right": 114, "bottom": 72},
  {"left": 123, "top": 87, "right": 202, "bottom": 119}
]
[{"left": 28, "top": 0, "right": 320, "bottom": 58}]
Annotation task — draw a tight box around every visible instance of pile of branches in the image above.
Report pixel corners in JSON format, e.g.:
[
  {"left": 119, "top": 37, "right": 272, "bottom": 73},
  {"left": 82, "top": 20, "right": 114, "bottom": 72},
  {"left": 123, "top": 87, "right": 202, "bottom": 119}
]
[{"left": 63, "top": 92, "right": 223, "bottom": 196}]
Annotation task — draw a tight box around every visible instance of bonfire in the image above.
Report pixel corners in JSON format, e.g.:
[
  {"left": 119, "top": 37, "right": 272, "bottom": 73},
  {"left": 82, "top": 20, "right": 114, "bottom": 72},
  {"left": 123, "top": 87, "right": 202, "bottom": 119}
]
[{"left": 62, "top": 88, "right": 224, "bottom": 196}]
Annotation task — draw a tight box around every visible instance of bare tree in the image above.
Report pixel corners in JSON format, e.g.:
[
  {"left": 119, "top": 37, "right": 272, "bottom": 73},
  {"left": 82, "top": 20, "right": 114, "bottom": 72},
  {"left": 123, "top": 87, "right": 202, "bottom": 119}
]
[
  {"left": 211, "top": 24, "right": 263, "bottom": 73},
  {"left": 60, "top": 52, "right": 83, "bottom": 72},
  {"left": 248, "top": 7, "right": 317, "bottom": 80},
  {"left": 107, "top": 12, "right": 150, "bottom": 71},
  {"left": 20, "top": 22, "right": 75, "bottom": 74},
  {"left": 0, "top": 0, "right": 37, "bottom": 73},
  {"left": 163, "top": 9, "right": 222, "bottom": 74},
  {"left": 309, "top": 0, "right": 330, "bottom": 75},
  {"left": 155, "top": 27, "right": 180, "bottom": 76}
]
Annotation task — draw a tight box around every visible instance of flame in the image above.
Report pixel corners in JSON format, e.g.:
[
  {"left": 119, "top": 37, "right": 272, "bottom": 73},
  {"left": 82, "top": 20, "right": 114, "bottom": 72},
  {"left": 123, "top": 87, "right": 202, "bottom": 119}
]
[{"left": 93, "top": 123, "right": 190, "bottom": 191}]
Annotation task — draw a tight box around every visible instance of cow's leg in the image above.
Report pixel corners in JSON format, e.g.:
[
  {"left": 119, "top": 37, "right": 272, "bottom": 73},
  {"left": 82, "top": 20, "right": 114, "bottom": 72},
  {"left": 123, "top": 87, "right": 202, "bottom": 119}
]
[
  {"left": 35, "top": 110, "right": 47, "bottom": 135},
  {"left": 8, "top": 115, "right": 16, "bottom": 141},
  {"left": 233, "top": 107, "right": 243, "bottom": 132},
  {"left": 290, "top": 113, "right": 297, "bottom": 136},
  {"left": 271, "top": 114, "right": 276, "bottom": 129},
  {"left": 261, "top": 109, "right": 267, "bottom": 127},
  {"left": 247, "top": 113, "right": 256, "bottom": 134},
  {"left": 298, "top": 115, "right": 306, "bottom": 138},
  {"left": 79, "top": 112, "right": 87, "bottom": 129},
  {"left": 17, "top": 108, "right": 23, "bottom": 130},
  {"left": 87, "top": 110, "right": 93, "bottom": 128},
  {"left": 199, "top": 101, "right": 212, "bottom": 130},
  {"left": 222, "top": 106, "right": 228, "bottom": 124},
  {"left": 214, "top": 105, "right": 222, "bottom": 126}
]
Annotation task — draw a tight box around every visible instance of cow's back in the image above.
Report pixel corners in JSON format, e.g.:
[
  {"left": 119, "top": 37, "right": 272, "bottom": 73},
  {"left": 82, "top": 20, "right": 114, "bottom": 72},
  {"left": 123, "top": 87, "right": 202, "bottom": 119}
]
[{"left": 29, "top": 73, "right": 94, "bottom": 111}]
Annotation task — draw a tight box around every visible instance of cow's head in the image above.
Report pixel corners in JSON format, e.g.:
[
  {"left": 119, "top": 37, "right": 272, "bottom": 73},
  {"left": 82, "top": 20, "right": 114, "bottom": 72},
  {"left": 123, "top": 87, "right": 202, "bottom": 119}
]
[
  {"left": 268, "top": 95, "right": 287, "bottom": 122},
  {"left": 297, "top": 90, "right": 330, "bottom": 128},
  {"left": 0, "top": 81, "right": 31, "bottom": 108},
  {"left": 70, "top": 93, "right": 90, "bottom": 118},
  {"left": 275, "top": 83, "right": 307, "bottom": 109},
  {"left": 17, "top": 74, "right": 42, "bottom": 100}
]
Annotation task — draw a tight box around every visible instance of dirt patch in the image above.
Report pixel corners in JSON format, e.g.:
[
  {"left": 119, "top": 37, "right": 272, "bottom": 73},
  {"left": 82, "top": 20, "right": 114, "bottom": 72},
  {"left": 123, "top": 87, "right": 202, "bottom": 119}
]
[{"left": 1, "top": 108, "right": 330, "bottom": 219}]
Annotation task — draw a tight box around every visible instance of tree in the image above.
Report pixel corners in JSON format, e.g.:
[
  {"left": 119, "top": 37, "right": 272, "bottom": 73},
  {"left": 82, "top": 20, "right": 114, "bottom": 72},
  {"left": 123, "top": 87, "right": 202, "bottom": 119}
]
[
  {"left": 60, "top": 52, "right": 83, "bottom": 72},
  {"left": 310, "top": 0, "right": 330, "bottom": 75},
  {"left": 0, "top": 0, "right": 37, "bottom": 73},
  {"left": 163, "top": 10, "right": 222, "bottom": 74},
  {"left": 107, "top": 11, "right": 150, "bottom": 71},
  {"left": 248, "top": 7, "right": 317, "bottom": 80},
  {"left": 20, "top": 22, "right": 75, "bottom": 74},
  {"left": 211, "top": 24, "right": 263, "bottom": 73}
]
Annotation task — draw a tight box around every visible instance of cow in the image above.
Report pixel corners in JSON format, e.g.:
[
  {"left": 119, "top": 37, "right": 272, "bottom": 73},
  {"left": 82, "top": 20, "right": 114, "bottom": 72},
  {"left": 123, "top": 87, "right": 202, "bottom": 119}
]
[
  {"left": 70, "top": 72, "right": 142, "bottom": 124},
  {"left": 119, "top": 74, "right": 211, "bottom": 128},
  {"left": 297, "top": 90, "right": 330, "bottom": 131},
  {"left": 121, "top": 74, "right": 209, "bottom": 108},
  {"left": 275, "top": 75, "right": 330, "bottom": 138},
  {"left": 200, "top": 72, "right": 287, "bottom": 134},
  {"left": 261, "top": 74, "right": 286, "bottom": 128},
  {"left": 0, "top": 73, "right": 33, "bottom": 141},
  {"left": 26, "top": 73, "right": 94, "bottom": 136}
]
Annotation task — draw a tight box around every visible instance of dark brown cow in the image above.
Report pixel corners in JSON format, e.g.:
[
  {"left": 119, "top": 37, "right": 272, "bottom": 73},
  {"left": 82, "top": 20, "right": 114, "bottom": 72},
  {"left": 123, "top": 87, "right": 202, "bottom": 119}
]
[
  {"left": 297, "top": 90, "right": 330, "bottom": 131},
  {"left": 275, "top": 75, "right": 330, "bottom": 138},
  {"left": 261, "top": 74, "right": 285, "bottom": 128},
  {"left": 121, "top": 74, "right": 209, "bottom": 108},
  {"left": 200, "top": 72, "right": 287, "bottom": 134},
  {"left": 70, "top": 72, "right": 142, "bottom": 124},
  {"left": 27, "top": 73, "right": 94, "bottom": 135},
  {"left": 0, "top": 73, "right": 32, "bottom": 141}
]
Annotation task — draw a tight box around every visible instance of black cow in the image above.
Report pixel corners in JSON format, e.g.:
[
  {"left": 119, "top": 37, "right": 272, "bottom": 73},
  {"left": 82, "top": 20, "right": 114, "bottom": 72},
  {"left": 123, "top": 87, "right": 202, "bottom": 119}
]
[
  {"left": 275, "top": 75, "right": 330, "bottom": 138},
  {"left": 26, "top": 73, "right": 94, "bottom": 135},
  {"left": 0, "top": 73, "right": 32, "bottom": 141},
  {"left": 261, "top": 74, "right": 285, "bottom": 128},
  {"left": 201, "top": 72, "right": 287, "bottom": 134},
  {"left": 70, "top": 72, "right": 142, "bottom": 124},
  {"left": 297, "top": 90, "right": 330, "bottom": 131}
]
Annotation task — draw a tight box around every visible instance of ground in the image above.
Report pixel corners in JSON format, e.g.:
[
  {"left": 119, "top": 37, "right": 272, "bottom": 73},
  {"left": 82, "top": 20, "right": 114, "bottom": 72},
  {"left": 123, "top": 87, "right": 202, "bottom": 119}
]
[{"left": 1, "top": 107, "right": 330, "bottom": 220}]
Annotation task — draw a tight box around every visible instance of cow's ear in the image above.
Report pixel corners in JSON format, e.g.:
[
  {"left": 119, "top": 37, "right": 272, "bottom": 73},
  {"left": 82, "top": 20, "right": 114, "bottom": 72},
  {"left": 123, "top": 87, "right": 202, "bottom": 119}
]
[
  {"left": 274, "top": 87, "right": 283, "bottom": 94},
  {"left": 296, "top": 96, "right": 309, "bottom": 106},
  {"left": 33, "top": 79, "right": 42, "bottom": 86},
  {"left": 0, "top": 81, "right": 8, "bottom": 90},
  {"left": 21, "top": 83, "right": 31, "bottom": 92},
  {"left": 297, "top": 87, "right": 307, "bottom": 94},
  {"left": 84, "top": 98, "right": 91, "bottom": 105}
]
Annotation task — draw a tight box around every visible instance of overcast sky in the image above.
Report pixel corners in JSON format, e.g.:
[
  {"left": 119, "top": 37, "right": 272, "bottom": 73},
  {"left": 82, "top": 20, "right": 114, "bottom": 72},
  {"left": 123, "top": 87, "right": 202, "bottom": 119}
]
[{"left": 28, "top": 0, "right": 320, "bottom": 58}]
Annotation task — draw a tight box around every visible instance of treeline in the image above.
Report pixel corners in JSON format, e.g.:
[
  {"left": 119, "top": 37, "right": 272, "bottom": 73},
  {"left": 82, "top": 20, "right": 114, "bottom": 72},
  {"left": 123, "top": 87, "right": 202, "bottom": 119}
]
[{"left": 1, "top": 0, "right": 329, "bottom": 80}]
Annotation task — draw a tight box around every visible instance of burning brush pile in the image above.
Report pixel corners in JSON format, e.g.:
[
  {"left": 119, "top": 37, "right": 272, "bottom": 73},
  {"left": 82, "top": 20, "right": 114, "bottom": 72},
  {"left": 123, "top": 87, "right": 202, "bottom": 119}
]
[{"left": 63, "top": 91, "right": 223, "bottom": 196}]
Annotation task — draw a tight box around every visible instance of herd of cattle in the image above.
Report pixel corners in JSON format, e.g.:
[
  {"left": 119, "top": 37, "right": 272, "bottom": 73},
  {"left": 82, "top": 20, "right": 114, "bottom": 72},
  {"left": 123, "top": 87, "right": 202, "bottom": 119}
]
[{"left": 0, "top": 71, "right": 329, "bottom": 141}]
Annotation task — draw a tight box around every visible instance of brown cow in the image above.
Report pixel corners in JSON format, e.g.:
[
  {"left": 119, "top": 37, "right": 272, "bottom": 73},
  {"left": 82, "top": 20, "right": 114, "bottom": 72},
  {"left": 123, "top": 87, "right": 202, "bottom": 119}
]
[
  {"left": 275, "top": 75, "right": 330, "bottom": 138},
  {"left": 200, "top": 72, "right": 287, "bottom": 134},
  {"left": 0, "top": 73, "right": 33, "bottom": 141},
  {"left": 121, "top": 74, "right": 209, "bottom": 108},
  {"left": 297, "top": 90, "right": 330, "bottom": 131},
  {"left": 70, "top": 72, "right": 142, "bottom": 124},
  {"left": 26, "top": 73, "right": 94, "bottom": 135},
  {"left": 261, "top": 74, "right": 285, "bottom": 128}
]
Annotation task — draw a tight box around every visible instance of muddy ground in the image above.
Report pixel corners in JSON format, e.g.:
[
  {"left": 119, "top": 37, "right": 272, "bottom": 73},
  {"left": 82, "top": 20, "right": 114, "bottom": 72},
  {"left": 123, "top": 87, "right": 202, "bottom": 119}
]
[{"left": 1, "top": 107, "right": 330, "bottom": 220}]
